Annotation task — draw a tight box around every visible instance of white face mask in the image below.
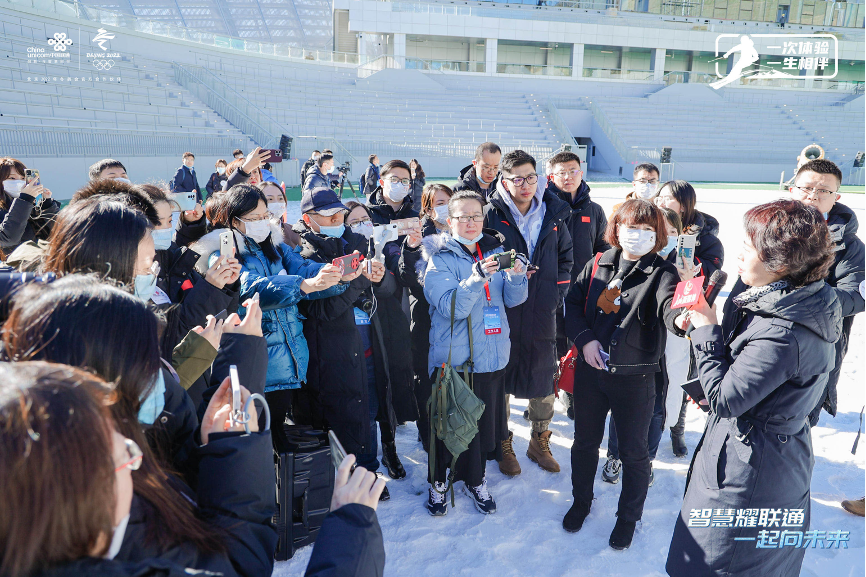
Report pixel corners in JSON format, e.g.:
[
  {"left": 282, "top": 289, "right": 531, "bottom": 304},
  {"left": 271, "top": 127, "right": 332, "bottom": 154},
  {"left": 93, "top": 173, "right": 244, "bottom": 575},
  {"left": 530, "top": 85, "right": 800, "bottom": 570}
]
[
  {"left": 217, "top": 166, "right": 226, "bottom": 175},
  {"left": 634, "top": 182, "right": 658, "bottom": 200},
  {"left": 619, "top": 226, "right": 657, "bottom": 257},
  {"left": 433, "top": 205, "right": 449, "bottom": 224},
  {"left": 350, "top": 221, "right": 374, "bottom": 239},
  {"left": 268, "top": 202, "right": 287, "bottom": 220},
  {"left": 3, "top": 179, "right": 24, "bottom": 198},
  {"left": 385, "top": 181, "right": 409, "bottom": 202},
  {"left": 105, "top": 513, "right": 130, "bottom": 560},
  {"left": 243, "top": 219, "right": 272, "bottom": 243}
]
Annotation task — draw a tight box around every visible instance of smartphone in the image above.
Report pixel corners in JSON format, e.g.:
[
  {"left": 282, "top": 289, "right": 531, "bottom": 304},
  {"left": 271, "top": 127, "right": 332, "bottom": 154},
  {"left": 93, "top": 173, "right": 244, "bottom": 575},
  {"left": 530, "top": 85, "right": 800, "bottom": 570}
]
[
  {"left": 328, "top": 430, "right": 355, "bottom": 473},
  {"left": 219, "top": 231, "right": 233, "bottom": 259},
  {"left": 681, "top": 377, "right": 710, "bottom": 413},
  {"left": 169, "top": 191, "right": 197, "bottom": 212},
  {"left": 261, "top": 149, "right": 283, "bottom": 163},
  {"left": 599, "top": 350, "right": 610, "bottom": 371},
  {"left": 492, "top": 250, "right": 516, "bottom": 270},
  {"left": 392, "top": 217, "right": 420, "bottom": 235},
  {"left": 24, "top": 169, "right": 39, "bottom": 186},
  {"left": 214, "top": 309, "right": 228, "bottom": 322},
  {"left": 676, "top": 234, "right": 697, "bottom": 270},
  {"left": 229, "top": 365, "right": 242, "bottom": 425},
  {"left": 332, "top": 253, "right": 363, "bottom": 275}
]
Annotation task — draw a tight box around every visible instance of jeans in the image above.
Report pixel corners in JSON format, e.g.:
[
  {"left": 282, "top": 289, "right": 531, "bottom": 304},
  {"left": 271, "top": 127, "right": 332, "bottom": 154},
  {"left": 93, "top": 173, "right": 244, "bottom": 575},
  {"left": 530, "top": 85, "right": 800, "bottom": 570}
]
[
  {"left": 356, "top": 355, "right": 380, "bottom": 472},
  {"left": 571, "top": 363, "right": 656, "bottom": 522},
  {"left": 608, "top": 377, "right": 665, "bottom": 461}
]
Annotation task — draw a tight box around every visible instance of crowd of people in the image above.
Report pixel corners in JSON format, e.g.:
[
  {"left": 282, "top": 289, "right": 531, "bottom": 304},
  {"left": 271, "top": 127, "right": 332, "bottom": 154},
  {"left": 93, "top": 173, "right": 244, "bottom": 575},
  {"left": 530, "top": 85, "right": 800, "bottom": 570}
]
[{"left": 0, "top": 141, "right": 862, "bottom": 577}]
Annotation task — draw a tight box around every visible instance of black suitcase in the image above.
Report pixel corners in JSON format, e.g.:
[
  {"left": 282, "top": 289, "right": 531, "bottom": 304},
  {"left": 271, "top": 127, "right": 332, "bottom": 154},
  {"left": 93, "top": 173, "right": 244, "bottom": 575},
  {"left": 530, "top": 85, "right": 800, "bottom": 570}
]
[{"left": 272, "top": 424, "right": 335, "bottom": 561}]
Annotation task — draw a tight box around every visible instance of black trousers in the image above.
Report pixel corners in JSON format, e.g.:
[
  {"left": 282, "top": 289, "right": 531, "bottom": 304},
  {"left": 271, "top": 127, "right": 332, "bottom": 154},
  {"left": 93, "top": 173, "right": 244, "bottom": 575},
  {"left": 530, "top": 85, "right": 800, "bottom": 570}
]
[
  {"left": 430, "top": 369, "right": 506, "bottom": 487},
  {"left": 571, "top": 362, "right": 656, "bottom": 522},
  {"left": 265, "top": 388, "right": 294, "bottom": 428}
]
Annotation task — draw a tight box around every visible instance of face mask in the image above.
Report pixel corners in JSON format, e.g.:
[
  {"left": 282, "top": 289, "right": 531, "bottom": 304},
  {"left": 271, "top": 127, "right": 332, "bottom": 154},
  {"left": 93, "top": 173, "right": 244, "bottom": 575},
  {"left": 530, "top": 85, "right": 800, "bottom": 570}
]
[
  {"left": 268, "top": 202, "right": 287, "bottom": 219},
  {"left": 454, "top": 231, "right": 483, "bottom": 245},
  {"left": 134, "top": 271, "right": 158, "bottom": 302},
  {"left": 634, "top": 182, "right": 658, "bottom": 200},
  {"left": 351, "top": 221, "right": 374, "bottom": 239},
  {"left": 476, "top": 167, "right": 494, "bottom": 185},
  {"left": 113, "top": 177, "right": 132, "bottom": 184},
  {"left": 4, "top": 179, "right": 24, "bottom": 198},
  {"left": 433, "top": 205, "right": 449, "bottom": 224},
  {"left": 243, "top": 219, "right": 272, "bottom": 243},
  {"left": 151, "top": 228, "right": 173, "bottom": 251},
  {"left": 217, "top": 167, "right": 226, "bottom": 175},
  {"left": 385, "top": 181, "right": 409, "bottom": 202},
  {"left": 659, "top": 235, "right": 678, "bottom": 257},
  {"left": 105, "top": 514, "right": 130, "bottom": 560},
  {"left": 318, "top": 223, "right": 345, "bottom": 238},
  {"left": 619, "top": 227, "right": 657, "bottom": 257},
  {"left": 822, "top": 211, "right": 829, "bottom": 220},
  {"left": 138, "top": 369, "right": 166, "bottom": 425}
]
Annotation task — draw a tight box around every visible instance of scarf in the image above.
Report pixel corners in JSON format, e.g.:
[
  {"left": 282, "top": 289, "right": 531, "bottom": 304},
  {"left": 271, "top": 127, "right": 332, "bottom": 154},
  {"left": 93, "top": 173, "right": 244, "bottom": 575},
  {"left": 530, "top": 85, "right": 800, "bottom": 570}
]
[{"left": 732, "top": 280, "right": 789, "bottom": 308}]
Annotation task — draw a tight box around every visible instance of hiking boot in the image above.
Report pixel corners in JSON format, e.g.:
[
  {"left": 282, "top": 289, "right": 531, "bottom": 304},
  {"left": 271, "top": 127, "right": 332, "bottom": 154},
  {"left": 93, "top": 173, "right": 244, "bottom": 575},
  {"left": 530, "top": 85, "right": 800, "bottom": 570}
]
[
  {"left": 842, "top": 497, "right": 865, "bottom": 517},
  {"left": 609, "top": 518, "right": 637, "bottom": 550},
  {"left": 381, "top": 441, "right": 406, "bottom": 479},
  {"left": 499, "top": 431, "right": 521, "bottom": 476},
  {"left": 527, "top": 430, "right": 560, "bottom": 473},
  {"left": 671, "top": 429, "right": 688, "bottom": 458},
  {"left": 464, "top": 477, "right": 496, "bottom": 514},
  {"left": 376, "top": 472, "right": 390, "bottom": 501},
  {"left": 562, "top": 501, "right": 591, "bottom": 533},
  {"left": 426, "top": 482, "right": 448, "bottom": 516},
  {"left": 648, "top": 463, "right": 655, "bottom": 488},
  {"left": 601, "top": 455, "right": 621, "bottom": 484}
]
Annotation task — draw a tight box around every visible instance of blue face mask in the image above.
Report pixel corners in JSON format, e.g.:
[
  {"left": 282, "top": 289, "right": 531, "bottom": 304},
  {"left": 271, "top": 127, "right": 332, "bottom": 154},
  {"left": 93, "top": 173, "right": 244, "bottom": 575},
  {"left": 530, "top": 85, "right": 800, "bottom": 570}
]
[
  {"left": 138, "top": 369, "right": 166, "bottom": 425},
  {"left": 134, "top": 272, "right": 157, "bottom": 302},
  {"left": 455, "top": 232, "right": 483, "bottom": 245},
  {"left": 151, "top": 228, "right": 173, "bottom": 251},
  {"left": 659, "top": 235, "right": 678, "bottom": 257},
  {"left": 319, "top": 223, "right": 345, "bottom": 238}
]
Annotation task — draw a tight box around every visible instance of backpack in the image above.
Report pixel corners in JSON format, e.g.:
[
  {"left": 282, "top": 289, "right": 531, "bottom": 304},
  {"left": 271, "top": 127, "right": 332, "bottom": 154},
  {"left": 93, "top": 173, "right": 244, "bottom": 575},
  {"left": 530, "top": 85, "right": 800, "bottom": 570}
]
[{"left": 427, "top": 292, "right": 486, "bottom": 507}]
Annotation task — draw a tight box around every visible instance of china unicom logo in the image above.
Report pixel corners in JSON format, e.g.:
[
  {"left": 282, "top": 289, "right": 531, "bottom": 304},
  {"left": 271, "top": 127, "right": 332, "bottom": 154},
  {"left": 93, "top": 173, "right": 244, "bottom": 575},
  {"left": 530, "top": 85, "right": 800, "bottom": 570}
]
[
  {"left": 93, "top": 28, "right": 115, "bottom": 51},
  {"left": 47, "top": 32, "right": 73, "bottom": 52}
]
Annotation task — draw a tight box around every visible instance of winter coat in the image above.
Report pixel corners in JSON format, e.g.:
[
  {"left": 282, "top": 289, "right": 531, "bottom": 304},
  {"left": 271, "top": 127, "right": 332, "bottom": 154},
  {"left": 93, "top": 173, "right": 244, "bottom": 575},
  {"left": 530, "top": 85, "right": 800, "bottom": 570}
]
[
  {"left": 305, "top": 504, "right": 385, "bottom": 577},
  {"left": 687, "top": 211, "right": 724, "bottom": 285},
  {"left": 549, "top": 179, "right": 610, "bottom": 281},
  {"left": 484, "top": 187, "right": 574, "bottom": 399},
  {"left": 116, "top": 430, "right": 278, "bottom": 577},
  {"left": 294, "top": 223, "right": 400, "bottom": 454},
  {"left": 171, "top": 166, "right": 201, "bottom": 202},
  {"left": 304, "top": 166, "right": 331, "bottom": 195},
  {"left": 170, "top": 330, "right": 217, "bottom": 391},
  {"left": 454, "top": 164, "right": 497, "bottom": 201},
  {"left": 0, "top": 192, "right": 60, "bottom": 252},
  {"left": 205, "top": 171, "right": 228, "bottom": 197},
  {"left": 565, "top": 247, "right": 682, "bottom": 376},
  {"left": 422, "top": 231, "right": 528, "bottom": 376},
  {"left": 362, "top": 163, "right": 380, "bottom": 197},
  {"left": 366, "top": 187, "right": 420, "bottom": 275},
  {"left": 190, "top": 228, "right": 347, "bottom": 392},
  {"left": 301, "top": 158, "right": 317, "bottom": 185},
  {"left": 409, "top": 173, "right": 426, "bottom": 209},
  {"left": 666, "top": 279, "right": 842, "bottom": 577}
]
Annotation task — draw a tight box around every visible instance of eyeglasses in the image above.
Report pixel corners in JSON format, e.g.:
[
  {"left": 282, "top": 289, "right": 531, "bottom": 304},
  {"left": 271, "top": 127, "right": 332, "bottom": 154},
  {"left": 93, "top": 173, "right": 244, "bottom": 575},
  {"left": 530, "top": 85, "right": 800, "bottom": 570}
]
[
  {"left": 553, "top": 169, "right": 582, "bottom": 178},
  {"left": 453, "top": 215, "right": 484, "bottom": 223},
  {"left": 239, "top": 212, "right": 274, "bottom": 223},
  {"left": 386, "top": 176, "right": 411, "bottom": 186},
  {"left": 502, "top": 174, "right": 538, "bottom": 187},
  {"left": 350, "top": 218, "right": 372, "bottom": 227},
  {"left": 115, "top": 438, "right": 144, "bottom": 472},
  {"left": 136, "top": 261, "right": 160, "bottom": 278},
  {"left": 635, "top": 179, "right": 659, "bottom": 185},
  {"left": 793, "top": 185, "right": 836, "bottom": 198}
]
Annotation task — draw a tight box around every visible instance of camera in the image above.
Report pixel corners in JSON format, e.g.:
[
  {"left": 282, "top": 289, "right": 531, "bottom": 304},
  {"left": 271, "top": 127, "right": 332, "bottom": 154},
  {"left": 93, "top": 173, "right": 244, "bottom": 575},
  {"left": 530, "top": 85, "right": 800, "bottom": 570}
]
[
  {"left": 337, "top": 161, "right": 351, "bottom": 174},
  {"left": 491, "top": 250, "right": 516, "bottom": 270}
]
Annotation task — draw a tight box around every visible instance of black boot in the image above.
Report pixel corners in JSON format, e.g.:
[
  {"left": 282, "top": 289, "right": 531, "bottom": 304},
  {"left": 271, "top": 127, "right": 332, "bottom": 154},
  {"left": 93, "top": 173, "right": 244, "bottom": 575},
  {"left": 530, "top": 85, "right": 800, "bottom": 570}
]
[
  {"left": 565, "top": 392, "right": 574, "bottom": 421},
  {"left": 562, "top": 501, "right": 591, "bottom": 533},
  {"left": 670, "top": 429, "right": 688, "bottom": 458},
  {"left": 381, "top": 441, "right": 406, "bottom": 479},
  {"left": 609, "top": 518, "right": 637, "bottom": 550}
]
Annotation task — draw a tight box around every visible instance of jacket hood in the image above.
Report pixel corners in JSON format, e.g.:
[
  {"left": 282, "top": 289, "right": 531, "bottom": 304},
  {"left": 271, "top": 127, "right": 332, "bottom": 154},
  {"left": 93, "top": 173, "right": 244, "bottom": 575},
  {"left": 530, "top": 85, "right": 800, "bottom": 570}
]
[
  {"left": 688, "top": 211, "right": 720, "bottom": 238},
  {"left": 744, "top": 280, "right": 842, "bottom": 343},
  {"left": 828, "top": 201, "right": 859, "bottom": 236},
  {"left": 458, "top": 163, "right": 498, "bottom": 192},
  {"left": 490, "top": 184, "right": 571, "bottom": 224}
]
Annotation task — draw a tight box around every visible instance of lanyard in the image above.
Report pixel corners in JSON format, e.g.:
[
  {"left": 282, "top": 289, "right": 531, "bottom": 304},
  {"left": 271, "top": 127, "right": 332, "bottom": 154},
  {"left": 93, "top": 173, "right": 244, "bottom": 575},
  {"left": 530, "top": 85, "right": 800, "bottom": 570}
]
[{"left": 473, "top": 246, "right": 492, "bottom": 303}]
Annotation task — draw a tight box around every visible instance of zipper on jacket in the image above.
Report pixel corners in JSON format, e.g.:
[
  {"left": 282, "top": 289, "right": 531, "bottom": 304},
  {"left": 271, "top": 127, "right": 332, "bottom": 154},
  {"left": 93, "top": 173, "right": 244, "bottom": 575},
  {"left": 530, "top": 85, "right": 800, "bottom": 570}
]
[{"left": 251, "top": 249, "right": 302, "bottom": 382}]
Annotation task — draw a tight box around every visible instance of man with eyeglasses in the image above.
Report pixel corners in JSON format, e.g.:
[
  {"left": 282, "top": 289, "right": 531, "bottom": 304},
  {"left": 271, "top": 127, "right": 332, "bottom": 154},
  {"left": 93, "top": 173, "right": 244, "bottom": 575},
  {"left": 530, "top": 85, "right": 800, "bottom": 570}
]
[
  {"left": 546, "top": 151, "right": 610, "bottom": 420},
  {"left": 611, "top": 163, "right": 661, "bottom": 216},
  {"left": 484, "top": 149, "right": 573, "bottom": 476},
  {"left": 789, "top": 160, "right": 864, "bottom": 433},
  {"left": 455, "top": 142, "right": 502, "bottom": 200}
]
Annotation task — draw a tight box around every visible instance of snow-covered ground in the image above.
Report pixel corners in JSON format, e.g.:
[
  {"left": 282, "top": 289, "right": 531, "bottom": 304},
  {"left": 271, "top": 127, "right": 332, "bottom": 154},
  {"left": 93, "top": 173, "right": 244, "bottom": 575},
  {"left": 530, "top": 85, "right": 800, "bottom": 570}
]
[{"left": 276, "top": 187, "right": 865, "bottom": 577}]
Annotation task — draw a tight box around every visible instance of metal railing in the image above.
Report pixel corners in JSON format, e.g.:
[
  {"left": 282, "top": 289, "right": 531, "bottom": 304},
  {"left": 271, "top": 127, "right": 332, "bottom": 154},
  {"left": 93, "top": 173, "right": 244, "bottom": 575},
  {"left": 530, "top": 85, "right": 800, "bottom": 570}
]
[
  {"left": 663, "top": 70, "right": 865, "bottom": 92},
  {"left": 406, "top": 58, "right": 486, "bottom": 73},
  {"left": 583, "top": 68, "right": 656, "bottom": 81},
  {"left": 539, "top": 96, "right": 576, "bottom": 147},
  {"left": 497, "top": 63, "right": 572, "bottom": 76}
]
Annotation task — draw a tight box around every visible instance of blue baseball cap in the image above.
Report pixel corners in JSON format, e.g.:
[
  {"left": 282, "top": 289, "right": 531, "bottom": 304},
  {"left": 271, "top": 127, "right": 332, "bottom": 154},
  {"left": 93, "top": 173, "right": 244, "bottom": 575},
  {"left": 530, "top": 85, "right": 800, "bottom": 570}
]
[{"left": 300, "top": 186, "right": 347, "bottom": 216}]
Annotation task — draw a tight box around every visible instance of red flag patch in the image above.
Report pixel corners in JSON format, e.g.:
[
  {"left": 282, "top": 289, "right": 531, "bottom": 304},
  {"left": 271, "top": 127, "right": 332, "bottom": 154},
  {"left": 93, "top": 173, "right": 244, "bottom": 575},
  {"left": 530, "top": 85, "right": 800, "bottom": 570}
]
[
  {"left": 181, "top": 279, "right": 194, "bottom": 291},
  {"left": 581, "top": 216, "right": 591, "bottom": 223}
]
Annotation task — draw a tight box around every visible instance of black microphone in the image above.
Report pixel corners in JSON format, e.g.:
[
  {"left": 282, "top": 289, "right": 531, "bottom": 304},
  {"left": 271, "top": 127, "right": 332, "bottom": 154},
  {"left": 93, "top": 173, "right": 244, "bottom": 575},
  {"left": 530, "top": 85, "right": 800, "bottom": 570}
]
[{"left": 686, "top": 270, "right": 728, "bottom": 337}]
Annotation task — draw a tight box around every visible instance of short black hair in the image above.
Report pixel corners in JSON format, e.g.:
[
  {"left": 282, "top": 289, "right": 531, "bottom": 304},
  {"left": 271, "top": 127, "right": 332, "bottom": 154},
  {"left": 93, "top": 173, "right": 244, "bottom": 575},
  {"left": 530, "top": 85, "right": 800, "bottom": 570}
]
[
  {"left": 500, "top": 150, "right": 536, "bottom": 175},
  {"left": 549, "top": 151, "right": 581, "bottom": 169},
  {"left": 474, "top": 142, "right": 501, "bottom": 162},
  {"left": 182, "top": 152, "right": 194, "bottom": 160},
  {"left": 70, "top": 179, "right": 160, "bottom": 227},
  {"left": 380, "top": 159, "right": 411, "bottom": 178},
  {"left": 368, "top": 154, "right": 377, "bottom": 163},
  {"left": 312, "top": 150, "right": 321, "bottom": 155},
  {"left": 316, "top": 153, "right": 334, "bottom": 168},
  {"left": 796, "top": 158, "right": 842, "bottom": 186},
  {"left": 232, "top": 149, "right": 243, "bottom": 157},
  {"left": 633, "top": 163, "right": 659, "bottom": 179},
  {"left": 87, "top": 159, "right": 127, "bottom": 181},
  {"left": 448, "top": 190, "right": 484, "bottom": 217}
]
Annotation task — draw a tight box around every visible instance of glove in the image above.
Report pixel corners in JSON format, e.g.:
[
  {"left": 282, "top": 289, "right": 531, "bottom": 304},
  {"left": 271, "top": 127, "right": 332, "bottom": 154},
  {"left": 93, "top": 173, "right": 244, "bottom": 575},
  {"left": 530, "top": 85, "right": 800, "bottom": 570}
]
[{"left": 472, "top": 260, "right": 493, "bottom": 281}]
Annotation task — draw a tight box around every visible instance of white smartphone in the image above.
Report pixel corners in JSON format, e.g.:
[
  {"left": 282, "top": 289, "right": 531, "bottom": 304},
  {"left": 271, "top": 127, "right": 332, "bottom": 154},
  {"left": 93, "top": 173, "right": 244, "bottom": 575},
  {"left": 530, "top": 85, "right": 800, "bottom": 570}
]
[
  {"left": 220, "top": 230, "right": 233, "bottom": 259},
  {"left": 676, "top": 234, "right": 697, "bottom": 270},
  {"left": 229, "top": 364, "right": 242, "bottom": 424},
  {"left": 168, "top": 191, "right": 197, "bottom": 212}
]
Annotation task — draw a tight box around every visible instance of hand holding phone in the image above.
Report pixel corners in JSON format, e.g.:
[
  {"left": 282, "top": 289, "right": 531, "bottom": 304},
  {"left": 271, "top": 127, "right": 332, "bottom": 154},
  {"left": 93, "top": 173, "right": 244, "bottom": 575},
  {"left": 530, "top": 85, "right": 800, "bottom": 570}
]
[
  {"left": 220, "top": 231, "right": 233, "bottom": 259},
  {"left": 676, "top": 234, "right": 697, "bottom": 270},
  {"left": 331, "top": 252, "right": 363, "bottom": 276},
  {"left": 229, "top": 365, "right": 244, "bottom": 426},
  {"left": 329, "top": 430, "right": 355, "bottom": 473},
  {"left": 260, "top": 149, "right": 283, "bottom": 163}
]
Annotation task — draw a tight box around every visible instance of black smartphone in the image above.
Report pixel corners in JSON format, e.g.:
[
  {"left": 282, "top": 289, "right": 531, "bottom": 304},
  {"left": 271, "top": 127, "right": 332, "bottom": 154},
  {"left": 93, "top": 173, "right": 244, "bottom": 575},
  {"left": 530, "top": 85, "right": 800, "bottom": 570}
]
[
  {"left": 214, "top": 309, "right": 228, "bottom": 322},
  {"left": 681, "top": 378, "right": 710, "bottom": 413},
  {"left": 328, "top": 430, "right": 355, "bottom": 473}
]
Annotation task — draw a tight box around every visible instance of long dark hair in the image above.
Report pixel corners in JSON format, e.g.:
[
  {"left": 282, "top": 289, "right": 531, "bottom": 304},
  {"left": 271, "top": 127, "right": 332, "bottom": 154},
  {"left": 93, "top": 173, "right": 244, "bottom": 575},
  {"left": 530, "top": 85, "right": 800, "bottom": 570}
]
[
  {"left": 658, "top": 180, "right": 697, "bottom": 229},
  {"left": 2, "top": 276, "right": 225, "bottom": 553},
  {"left": 42, "top": 196, "right": 152, "bottom": 285},
  {"left": 410, "top": 158, "right": 425, "bottom": 179},
  {"left": 207, "top": 184, "right": 279, "bottom": 262},
  {"left": 0, "top": 156, "right": 27, "bottom": 210},
  {"left": 0, "top": 362, "right": 117, "bottom": 576}
]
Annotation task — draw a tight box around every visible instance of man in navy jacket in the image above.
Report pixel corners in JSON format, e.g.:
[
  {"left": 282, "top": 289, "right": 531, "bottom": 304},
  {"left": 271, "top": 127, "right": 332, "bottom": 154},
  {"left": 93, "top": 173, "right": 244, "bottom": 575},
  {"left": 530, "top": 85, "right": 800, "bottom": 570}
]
[{"left": 172, "top": 152, "right": 202, "bottom": 202}]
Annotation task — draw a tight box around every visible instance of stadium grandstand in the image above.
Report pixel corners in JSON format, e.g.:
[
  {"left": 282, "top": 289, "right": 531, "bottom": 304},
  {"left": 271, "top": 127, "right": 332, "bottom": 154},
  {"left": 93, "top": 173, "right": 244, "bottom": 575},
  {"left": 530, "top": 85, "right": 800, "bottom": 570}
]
[{"left": 0, "top": 0, "right": 863, "bottom": 197}]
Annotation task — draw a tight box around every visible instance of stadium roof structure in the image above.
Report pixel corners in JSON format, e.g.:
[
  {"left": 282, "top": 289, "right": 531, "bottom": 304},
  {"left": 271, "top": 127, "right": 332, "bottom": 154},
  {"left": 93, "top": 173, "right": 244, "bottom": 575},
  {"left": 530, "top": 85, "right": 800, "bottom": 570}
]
[{"left": 76, "top": 0, "right": 334, "bottom": 48}]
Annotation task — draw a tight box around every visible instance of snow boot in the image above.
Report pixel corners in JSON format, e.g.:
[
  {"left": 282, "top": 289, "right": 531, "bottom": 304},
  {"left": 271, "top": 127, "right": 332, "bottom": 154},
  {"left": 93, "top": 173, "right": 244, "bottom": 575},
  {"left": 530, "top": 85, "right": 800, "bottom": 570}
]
[
  {"left": 527, "top": 430, "right": 560, "bottom": 473},
  {"left": 381, "top": 441, "right": 406, "bottom": 479},
  {"left": 609, "top": 518, "right": 637, "bottom": 550},
  {"left": 562, "top": 501, "right": 591, "bottom": 533}
]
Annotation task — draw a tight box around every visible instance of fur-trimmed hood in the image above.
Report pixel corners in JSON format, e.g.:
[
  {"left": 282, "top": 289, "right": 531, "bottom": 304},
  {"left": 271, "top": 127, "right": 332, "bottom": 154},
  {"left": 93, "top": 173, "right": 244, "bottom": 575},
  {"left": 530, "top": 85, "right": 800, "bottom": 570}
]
[{"left": 188, "top": 221, "right": 284, "bottom": 275}]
